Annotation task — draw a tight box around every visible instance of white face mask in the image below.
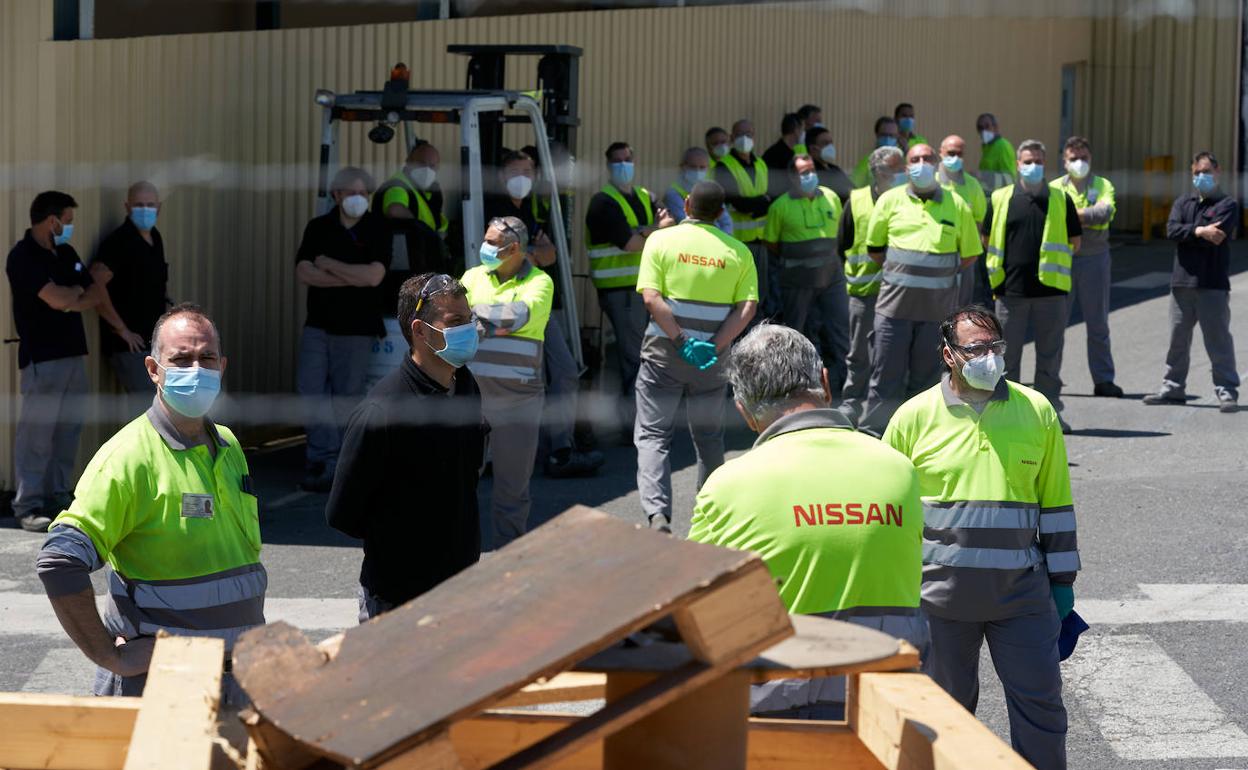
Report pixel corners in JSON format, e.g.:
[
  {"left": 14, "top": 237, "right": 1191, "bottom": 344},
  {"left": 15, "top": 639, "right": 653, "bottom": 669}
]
[
  {"left": 733, "top": 135, "right": 754, "bottom": 155},
  {"left": 819, "top": 144, "right": 838, "bottom": 164},
  {"left": 954, "top": 347, "right": 1005, "bottom": 392},
  {"left": 505, "top": 175, "right": 533, "bottom": 200},
  {"left": 980, "top": 129, "right": 996, "bottom": 144},
  {"left": 341, "top": 194, "right": 369, "bottom": 218},
  {"left": 408, "top": 166, "right": 437, "bottom": 190},
  {"left": 1066, "top": 159, "right": 1090, "bottom": 180}
]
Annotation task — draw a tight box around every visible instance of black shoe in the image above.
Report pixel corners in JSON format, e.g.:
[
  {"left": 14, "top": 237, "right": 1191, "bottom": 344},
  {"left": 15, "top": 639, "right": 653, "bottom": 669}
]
[
  {"left": 1142, "top": 391, "right": 1185, "bottom": 405},
  {"left": 545, "top": 449, "right": 605, "bottom": 479},
  {"left": 18, "top": 513, "right": 52, "bottom": 533},
  {"left": 299, "top": 467, "right": 333, "bottom": 493},
  {"left": 43, "top": 492, "right": 73, "bottom": 518},
  {"left": 1093, "top": 382, "right": 1124, "bottom": 398},
  {"left": 1058, "top": 415, "right": 1073, "bottom": 435},
  {"left": 1219, "top": 397, "right": 1239, "bottom": 414}
]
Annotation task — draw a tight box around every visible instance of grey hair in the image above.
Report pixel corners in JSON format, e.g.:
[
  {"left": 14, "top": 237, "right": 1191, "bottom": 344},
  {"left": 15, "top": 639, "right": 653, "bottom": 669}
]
[
  {"left": 489, "top": 216, "right": 529, "bottom": 250},
  {"left": 869, "top": 145, "right": 903, "bottom": 175},
  {"left": 151, "top": 302, "right": 222, "bottom": 362},
  {"left": 682, "top": 146, "right": 709, "bottom": 165},
  {"left": 728, "top": 324, "right": 825, "bottom": 422},
  {"left": 1016, "top": 139, "right": 1046, "bottom": 160},
  {"left": 330, "top": 165, "right": 375, "bottom": 193}
]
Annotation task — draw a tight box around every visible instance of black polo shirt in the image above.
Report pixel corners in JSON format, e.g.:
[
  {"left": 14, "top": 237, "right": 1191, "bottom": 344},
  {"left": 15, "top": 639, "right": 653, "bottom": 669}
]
[
  {"left": 1167, "top": 191, "right": 1240, "bottom": 291},
  {"left": 483, "top": 193, "right": 564, "bottom": 310},
  {"left": 6, "top": 231, "right": 92, "bottom": 368},
  {"left": 983, "top": 186, "right": 1082, "bottom": 298},
  {"left": 94, "top": 220, "right": 168, "bottom": 355},
  {"left": 762, "top": 139, "right": 796, "bottom": 172},
  {"left": 586, "top": 186, "right": 654, "bottom": 294},
  {"left": 814, "top": 160, "right": 853, "bottom": 203},
  {"left": 295, "top": 209, "right": 393, "bottom": 337}
]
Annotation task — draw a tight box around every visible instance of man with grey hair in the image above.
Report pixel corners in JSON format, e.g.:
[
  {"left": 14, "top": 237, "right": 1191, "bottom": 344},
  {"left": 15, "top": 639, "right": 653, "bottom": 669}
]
[
  {"left": 294, "top": 165, "right": 392, "bottom": 491},
  {"left": 462, "top": 216, "right": 554, "bottom": 547},
  {"left": 663, "top": 147, "right": 733, "bottom": 233},
  {"left": 690, "top": 323, "right": 924, "bottom": 719},
  {"left": 836, "top": 145, "right": 905, "bottom": 423},
  {"left": 983, "top": 140, "right": 1081, "bottom": 432}
]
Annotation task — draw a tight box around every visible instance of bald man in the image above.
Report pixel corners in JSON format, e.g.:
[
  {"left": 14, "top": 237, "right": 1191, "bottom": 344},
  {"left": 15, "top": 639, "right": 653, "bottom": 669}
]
[{"left": 938, "top": 136, "right": 989, "bottom": 306}]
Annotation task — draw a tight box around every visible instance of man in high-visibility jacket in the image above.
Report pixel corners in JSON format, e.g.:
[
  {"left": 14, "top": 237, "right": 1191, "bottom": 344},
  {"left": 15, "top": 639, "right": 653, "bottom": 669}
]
[
  {"left": 1052, "top": 136, "right": 1122, "bottom": 398},
  {"left": 884, "top": 305, "right": 1080, "bottom": 770},
  {"left": 983, "top": 139, "right": 1081, "bottom": 433},
  {"left": 691, "top": 323, "right": 925, "bottom": 719},
  {"left": 585, "top": 141, "right": 675, "bottom": 438},
  {"left": 36, "top": 304, "right": 264, "bottom": 704},
  {"left": 763, "top": 153, "right": 847, "bottom": 395},
  {"left": 635, "top": 181, "right": 757, "bottom": 532},
  {"left": 463, "top": 216, "right": 554, "bottom": 548},
  {"left": 894, "top": 102, "right": 928, "bottom": 153},
  {"left": 858, "top": 143, "right": 983, "bottom": 437},
  {"left": 373, "top": 140, "right": 452, "bottom": 305},
  {"left": 714, "top": 119, "right": 775, "bottom": 317},
  {"left": 976, "top": 113, "right": 1017, "bottom": 193},
  {"left": 835, "top": 145, "right": 906, "bottom": 423},
  {"left": 937, "top": 135, "right": 989, "bottom": 307}
]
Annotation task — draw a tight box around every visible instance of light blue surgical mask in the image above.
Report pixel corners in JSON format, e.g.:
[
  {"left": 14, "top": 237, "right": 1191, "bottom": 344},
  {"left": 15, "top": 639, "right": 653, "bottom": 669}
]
[
  {"left": 423, "top": 320, "right": 479, "bottom": 368},
  {"left": 898, "top": 117, "right": 916, "bottom": 133},
  {"left": 479, "top": 242, "right": 503, "bottom": 269},
  {"left": 609, "top": 161, "right": 635, "bottom": 186},
  {"left": 130, "top": 206, "right": 158, "bottom": 231},
  {"left": 799, "top": 171, "right": 819, "bottom": 194},
  {"left": 908, "top": 162, "right": 937, "bottom": 190},
  {"left": 892, "top": 171, "right": 908, "bottom": 188},
  {"left": 877, "top": 135, "right": 899, "bottom": 148},
  {"left": 158, "top": 364, "right": 222, "bottom": 418},
  {"left": 1193, "top": 172, "right": 1217, "bottom": 195},
  {"left": 680, "top": 168, "right": 706, "bottom": 188},
  {"left": 942, "top": 155, "right": 964, "bottom": 173},
  {"left": 54, "top": 222, "right": 73, "bottom": 246},
  {"left": 1019, "top": 163, "right": 1045, "bottom": 185}
]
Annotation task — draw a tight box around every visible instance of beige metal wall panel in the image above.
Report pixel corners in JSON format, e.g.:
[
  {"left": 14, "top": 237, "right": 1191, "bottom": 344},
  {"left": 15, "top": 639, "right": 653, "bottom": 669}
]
[{"left": 1, "top": 1, "right": 1100, "bottom": 488}]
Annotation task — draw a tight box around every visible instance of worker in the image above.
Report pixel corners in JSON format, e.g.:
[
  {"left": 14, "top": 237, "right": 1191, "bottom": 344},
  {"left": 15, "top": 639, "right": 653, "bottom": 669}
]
[
  {"left": 714, "top": 119, "right": 775, "bottom": 317},
  {"left": 663, "top": 147, "right": 734, "bottom": 234},
  {"left": 806, "top": 126, "right": 853, "bottom": 203},
  {"left": 835, "top": 146, "right": 906, "bottom": 424},
  {"left": 983, "top": 140, "right": 1081, "bottom": 433},
  {"left": 378, "top": 140, "right": 448, "bottom": 235},
  {"left": 976, "top": 113, "right": 1016, "bottom": 193},
  {"left": 690, "top": 323, "right": 925, "bottom": 719},
  {"left": 463, "top": 216, "right": 554, "bottom": 547},
  {"left": 796, "top": 104, "right": 824, "bottom": 142},
  {"left": 326, "top": 273, "right": 486, "bottom": 621},
  {"left": 1052, "top": 137, "right": 1122, "bottom": 398},
  {"left": 91, "top": 181, "right": 169, "bottom": 408},
  {"left": 485, "top": 150, "right": 602, "bottom": 478},
  {"left": 705, "top": 126, "right": 731, "bottom": 168},
  {"left": 294, "top": 166, "right": 392, "bottom": 492},
  {"left": 1145, "top": 151, "right": 1240, "bottom": 413},
  {"left": 762, "top": 112, "right": 804, "bottom": 172},
  {"left": 894, "top": 102, "right": 928, "bottom": 152},
  {"left": 36, "top": 304, "right": 266, "bottom": 704},
  {"left": 937, "top": 136, "right": 988, "bottom": 306},
  {"left": 635, "top": 181, "right": 757, "bottom": 532},
  {"left": 763, "top": 154, "right": 847, "bottom": 396},
  {"left": 850, "top": 116, "right": 900, "bottom": 187},
  {"left": 5, "top": 191, "right": 102, "bottom": 533},
  {"left": 884, "top": 305, "right": 1079, "bottom": 770},
  {"left": 374, "top": 141, "right": 452, "bottom": 305},
  {"left": 585, "top": 141, "right": 675, "bottom": 439},
  {"left": 858, "top": 143, "right": 982, "bottom": 437}
]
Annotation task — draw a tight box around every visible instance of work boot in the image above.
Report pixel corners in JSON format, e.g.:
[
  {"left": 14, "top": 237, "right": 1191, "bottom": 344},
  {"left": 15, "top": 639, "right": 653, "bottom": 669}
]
[
  {"left": 1142, "top": 390, "right": 1185, "bottom": 405},
  {"left": 299, "top": 464, "right": 333, "bottom": 493},
  {"left": 1058, "top": 414, "right": 1073, "bottom": 435},
  {"left": 545, "top": 448, "right": 605, "bottom": 478},
  {"left": 1093, "top": 381, "right": 1124, "bottom": 398},
  {"left": 1218, "top": 395, "right": 1239, "bottom": 414},
  {"left": 18, "top": 513, "right": 52, "bottom": 533}
]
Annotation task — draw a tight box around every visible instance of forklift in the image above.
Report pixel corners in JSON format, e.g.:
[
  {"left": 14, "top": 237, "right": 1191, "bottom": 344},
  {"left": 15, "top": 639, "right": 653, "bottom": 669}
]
[{"left": 313, "top": 44, "right": 585, "bottom": 370}]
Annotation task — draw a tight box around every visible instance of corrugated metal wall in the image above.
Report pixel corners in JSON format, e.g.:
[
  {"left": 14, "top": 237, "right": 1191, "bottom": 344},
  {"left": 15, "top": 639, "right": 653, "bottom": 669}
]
[{"left": 3, "top": 0, "right": 1190, "bottom": 489}]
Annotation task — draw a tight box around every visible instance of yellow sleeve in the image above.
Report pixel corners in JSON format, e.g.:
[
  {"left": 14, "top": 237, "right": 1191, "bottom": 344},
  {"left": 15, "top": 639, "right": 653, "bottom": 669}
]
[
  {"left": 763, "top": 197, "right": 785, "bottom": 243},
  {"left": 957, "top": 199, "right": 984, "bottom": 258},
  {"left": 516, "top": 273, "right": 555, "bottom": 336},
  {"left": 635, "top": 234, "right": 666, "bottom": 294},
  {"left": 971, "top": 181, "right": 988, "bottom": 225},
  {"left": 51, "top": 444, "right": 137, "bottom": 559},
  {"left": 382, "top": 186, "right": 410, "bottom": 211},
  {"left": 733, "top": 243, "right": 760, "bottom": 303},
  {"left": 865, "top": 193, "right": 892, "bottom": 249}
]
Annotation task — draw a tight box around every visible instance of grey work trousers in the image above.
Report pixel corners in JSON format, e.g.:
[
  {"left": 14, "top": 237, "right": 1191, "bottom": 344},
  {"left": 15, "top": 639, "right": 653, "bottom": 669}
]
[
  {"left": 108, "top": 350, "right": 156, "bottom": 420},
  {"left": 541, "top": 309, "right": 579, "bottom": 454},
  {"left": 14, "top": 357, "right": 88, "bottom": 518},
  {"left": 296, "top": 327, "right": 373, "bottom": 473},
  {"left": 1067, "top": 251, "right": 1116, "bottom": 385},
  {"left": 838, "top": 294, "right": 876, "bottom": 420},
  {"left": 783, "top": 272, "right": 850, "bottom": 399},
  {"left": 1161, "top": 287, "right": 1240, "bottom": 401},
  {"left": 598, "top": 288, "right": 648, "bottom": 426},
  {"left": 858, "top": 315, "right": 942, "bottom": 436},
  {"left": 997, "top": 295, "right": 1068, "bottom": 411},
  {"left": 634, "top": 356, "right": 727, "bottom": 526},
  {"left": 926, "top": 609, "right": 1067, "bottom": 770},
  {"left": 747, "top": 241, "right": 772, "bottom": 320},
  {"left": 357, "top": 584, "right": 396, "bottom": 624},
  {"left": 480, "top": 378, "right": 545, "bottom": 549},
  {"left": 956, "top": 263, "right": 977, "bottom": 307}
]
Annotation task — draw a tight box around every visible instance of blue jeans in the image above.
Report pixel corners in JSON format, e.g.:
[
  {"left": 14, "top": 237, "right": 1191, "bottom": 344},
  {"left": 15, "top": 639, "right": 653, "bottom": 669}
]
[{"left": 296, "top": 327, "right": 373, "bottom": 472}]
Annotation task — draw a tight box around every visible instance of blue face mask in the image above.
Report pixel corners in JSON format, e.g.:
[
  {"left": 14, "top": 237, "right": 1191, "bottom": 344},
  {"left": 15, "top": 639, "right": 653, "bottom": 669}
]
[
  {"left": 681, "top": 168, "right": 705, "bottom": 188},
  {"left": 158, "top": 364, "right": 222, "bottom": 419},
  {"left": 479, "top": 242, "right": 504, "bottom": 269},
  {"left": 892, "top": 171, "right": 908, "bottom": 188},
  {"left": 1193, "top": 172, "right": 1217, "bottom": 195},
  {"left": 908, "top": 162, "right": 937, "bottom": 190},
  {"left": 54, "top": 222, "right": 73, "bottom": 246},
  {"left": 898, "top": 117, "right": 916, "bottom": 133},
  {"left": 609, "top": 161, "right": 635, "bottom": 186},
  {"left": 942, "top": 155, "right": 964, "bottom": 173},
  {"left": 877, "top": 135, "right": 899, "bottom": 148},
  {"left": 799, "top": 171, "right": 819, "bottom": 193},
  {"left": 1019, "top": 163, "right": 1045, "bottom": 184},
  {"left": 423, "top": 320, "right": 478, "bottom": 368},
  {"left": 130, "top": 206, "right": 158, "bottom": 230}
]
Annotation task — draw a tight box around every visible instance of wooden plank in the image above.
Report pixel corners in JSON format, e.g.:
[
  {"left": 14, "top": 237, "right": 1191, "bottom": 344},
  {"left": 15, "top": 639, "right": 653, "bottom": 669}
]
[
  {"left": 496, "top": 673, "right": 606, "bottom": 708},
  {"left": 0, "top": 693, "right": 140, "bottom": 770},
  {"left": 372, "top": 730, "right": 462, "bottom": 770},
  {"left": 123, "top": 635, "right": 225, "bottom": 770},
  {"left": 852, "top": 673, "right": 1032, "bottom": 770},
  {"left": 451, "top": 713, "right": 599, "bottom": 770},
  {"left": 239, "top": 708, "right": 325, "bottom": 770},
  {"left": 672, "top": 566, "right": 790, "bottom": 664},
  {"left": 235, "top": 507, "right": 790, "bottom": 767}
]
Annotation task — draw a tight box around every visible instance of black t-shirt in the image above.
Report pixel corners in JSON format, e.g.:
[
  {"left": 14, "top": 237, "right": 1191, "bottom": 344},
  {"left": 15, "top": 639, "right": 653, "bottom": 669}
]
[
  {"left": 296, "top": 209, "right": 393, "bottom": 336},
  {"left": 814, "top": 160, "right": 854, "bottom": 204},
  {"left": 762, "top": 139, "right": 796, "bottom": 172},
  {"left": 94, "top": 220, "right": 168, "bottom": 355},
  {"left": 482, "top": 193, "right": 564, "bottom": 309},
  {"left": 983, "top": 187, "right": 1082, "bottom": 298},
  {"left": 6, "top": 231, "right": 92, "bottom": 368},
  {"left": 586, "top": 186, "right": 652, "bottom": 254}
]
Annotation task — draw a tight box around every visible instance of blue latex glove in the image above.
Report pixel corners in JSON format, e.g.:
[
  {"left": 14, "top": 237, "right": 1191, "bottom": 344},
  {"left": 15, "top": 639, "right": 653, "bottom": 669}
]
[
  {"left": 683, "top": 339, "right": 719, "bottom": 371},
  {"left": 678, "top": 337, "right": 701, "bottom": 367},
  {"left": 1051, "top": 584, "right": 1075, "bottom": 620}
]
